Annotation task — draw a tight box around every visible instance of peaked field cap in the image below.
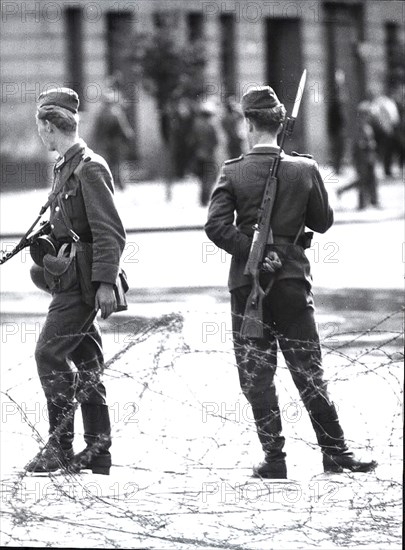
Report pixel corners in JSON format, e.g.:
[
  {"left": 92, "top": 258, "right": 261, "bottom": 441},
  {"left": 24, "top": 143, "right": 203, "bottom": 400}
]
[
  {"left": 37, "top": 88, "right": 79, "bottom": 113},
  {"left": 241, "top": 86, "right": 282, "bottom": 111}
]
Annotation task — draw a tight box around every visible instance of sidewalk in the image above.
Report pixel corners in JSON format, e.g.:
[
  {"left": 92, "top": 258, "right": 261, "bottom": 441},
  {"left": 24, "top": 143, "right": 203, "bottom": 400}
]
[{"left": 0, "top": 165, "right": 403, "bottom": 237}]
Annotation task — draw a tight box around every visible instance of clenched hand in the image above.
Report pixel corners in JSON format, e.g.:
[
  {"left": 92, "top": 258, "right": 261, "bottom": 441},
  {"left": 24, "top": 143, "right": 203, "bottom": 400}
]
[
  {"left": 262, "top": 251, "right": 282, "bottom": 273},
  {"left": 95, "top": 282, "right": 117, "bottom": 319}
]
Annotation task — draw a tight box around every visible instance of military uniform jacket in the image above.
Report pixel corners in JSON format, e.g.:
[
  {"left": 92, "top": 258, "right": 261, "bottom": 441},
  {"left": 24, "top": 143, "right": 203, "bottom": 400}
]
[
  {"left": 49, "top": 140, "right": 126, "bottom": 287},
  {"left": 205, "top": 145, "right": 333, "bottom": 291}
]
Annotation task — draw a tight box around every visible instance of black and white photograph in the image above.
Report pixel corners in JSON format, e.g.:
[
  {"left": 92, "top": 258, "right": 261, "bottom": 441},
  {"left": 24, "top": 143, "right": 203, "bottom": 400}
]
[{"left": 0, "top": 1, "right": 403, "bottom": 548}]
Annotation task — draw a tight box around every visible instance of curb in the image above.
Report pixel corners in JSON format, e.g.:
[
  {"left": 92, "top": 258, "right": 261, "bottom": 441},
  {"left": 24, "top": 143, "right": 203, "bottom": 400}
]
[{"left": 0, "top": 211, "right": 403, "bottom": 242}]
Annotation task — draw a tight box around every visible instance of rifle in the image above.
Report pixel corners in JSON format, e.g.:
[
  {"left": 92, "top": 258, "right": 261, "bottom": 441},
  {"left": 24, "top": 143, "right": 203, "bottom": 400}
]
[
  {"left": 0, "top": 211, "right": 51, "bottom": 266},
  {"left": 240, "top": 70, "right": 307, "bottom": 339},
  {"left": 0, "top": 159, "right": 76, "bottom": 267}
]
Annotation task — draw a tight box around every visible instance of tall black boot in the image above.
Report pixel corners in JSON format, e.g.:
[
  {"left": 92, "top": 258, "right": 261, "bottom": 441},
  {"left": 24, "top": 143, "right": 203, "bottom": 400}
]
[
  {"left": 69, "top": 404, "right": 111, "bottom": 475},
  {"left": 251, "top": 406, "right": 287, "bottom": 479},
  {"left": 26, "top": 402, "right": 75, "bottom": 473},
  {"left": 307, "top": 398, "right": 377, "bottom": 473}
]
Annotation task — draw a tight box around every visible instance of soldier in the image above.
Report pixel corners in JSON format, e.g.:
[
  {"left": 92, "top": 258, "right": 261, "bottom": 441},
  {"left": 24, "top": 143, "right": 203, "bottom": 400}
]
[
  {"left": 205, "top": 86, "right": 377, "bottom": 478},
  {"left": 26, "top": 88, "right": 126, "bottom": 475}
]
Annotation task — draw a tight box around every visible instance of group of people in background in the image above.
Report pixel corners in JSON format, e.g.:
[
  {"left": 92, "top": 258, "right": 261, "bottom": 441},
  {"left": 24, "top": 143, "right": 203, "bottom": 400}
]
[
  {"left": 161, "top": 94, "right": 245, "bottom": 206},
  {"left": 90, "top": 80, "right": 245, "bottom": 206},
  {"left": 330, "top": 72, "right": 404, "bottom": 211},
  {"left": 90, "top": 73, "right": 403, "bottom": 212}
]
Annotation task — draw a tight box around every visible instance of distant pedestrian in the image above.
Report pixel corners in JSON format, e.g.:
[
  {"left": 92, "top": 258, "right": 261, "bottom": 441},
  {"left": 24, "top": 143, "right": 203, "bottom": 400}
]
[
  {"left": 337, "top": 101, "right": 379, "bottom": 210},
  {"left": 168, "top": 97, "right": 196, "bottom": 180},
  {"left": 327, "top": 69, "right": 347, "bottom": 174},
  {"left": 91, "top": 87, "right": 135, "bottom": 190},
  {"left": 190, "top": 102, "right": 219, "bottom": 207},
  {"left": 222, "top": 96, "right": 245, "bottom": 159},
  {"left": 370, "top": 92, "right": 400, "bottom": 177},
  {"left": 390, "top": 83, "right": 405, "bottom": 170}
]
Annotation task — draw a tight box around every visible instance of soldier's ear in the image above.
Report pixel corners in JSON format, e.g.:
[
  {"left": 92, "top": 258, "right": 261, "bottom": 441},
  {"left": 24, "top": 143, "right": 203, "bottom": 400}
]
[{"left": 46, "top": 121, "right": 55, "bottom": 133}]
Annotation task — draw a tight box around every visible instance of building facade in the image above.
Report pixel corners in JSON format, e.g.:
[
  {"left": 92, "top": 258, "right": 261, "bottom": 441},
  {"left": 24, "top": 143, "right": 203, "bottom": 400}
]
[{"left": 1, "top": 0, "right": 404, "bottom": 187}]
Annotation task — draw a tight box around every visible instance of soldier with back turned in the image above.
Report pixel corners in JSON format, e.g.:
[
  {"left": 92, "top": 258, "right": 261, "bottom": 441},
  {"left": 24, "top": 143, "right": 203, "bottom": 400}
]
[{"left": 205, "top": 86, "right": 377, "bottom": 478}]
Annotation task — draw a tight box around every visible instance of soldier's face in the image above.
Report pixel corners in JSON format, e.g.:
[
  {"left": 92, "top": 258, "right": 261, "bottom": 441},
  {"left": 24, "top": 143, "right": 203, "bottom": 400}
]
[
  {"left": 245, "top": 118, "right": 254, "bottom": 148},
  {"left": 36, "top": 119, "right": 56, "bottom": 152}
]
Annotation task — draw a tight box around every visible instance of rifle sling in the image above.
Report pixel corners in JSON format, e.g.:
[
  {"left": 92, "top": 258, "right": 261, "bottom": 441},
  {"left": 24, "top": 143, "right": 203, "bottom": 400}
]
[
  {"left": 42, "top": 149, "right": 85, "bottom": 213},
  {"left": 1, "top": 151, "right": 85, "bottom": 265},
  {"left": 259, "top": 160, "right": 306, "bottom": 248},
  {"left": 254, "top": 155, "right": 279, "bottom": 251}
]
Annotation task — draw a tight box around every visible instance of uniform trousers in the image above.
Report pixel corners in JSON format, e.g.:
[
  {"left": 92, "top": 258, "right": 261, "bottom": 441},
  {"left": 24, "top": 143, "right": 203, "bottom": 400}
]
[
  {"left": 35, "top": 284, "right": 107, "bottom": 408},
  {"left": 231, "top": 277, "right": 346, "bottom": 459}
]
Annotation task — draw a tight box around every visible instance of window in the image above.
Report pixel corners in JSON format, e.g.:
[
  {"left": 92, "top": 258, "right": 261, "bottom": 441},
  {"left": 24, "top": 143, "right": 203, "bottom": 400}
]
[
  {"left": 220, "top": 14, "right": 236, "bottom": 97},
  {"left": 64, "top": 7, "right": 84, "bottom": 101}
]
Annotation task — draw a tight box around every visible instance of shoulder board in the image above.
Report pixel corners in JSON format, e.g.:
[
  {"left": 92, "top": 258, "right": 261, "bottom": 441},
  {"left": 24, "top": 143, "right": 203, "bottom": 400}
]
[
  {"left": 224, "top": 155, "right": 243, "bottom": 165},
  {"left": 291, "top": 151, "right": 313, "bottom": 159}
]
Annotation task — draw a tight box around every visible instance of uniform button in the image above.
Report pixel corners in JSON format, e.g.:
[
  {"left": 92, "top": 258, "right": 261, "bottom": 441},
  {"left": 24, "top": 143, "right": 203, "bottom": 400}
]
[
  {"left": 55, "top": 206, "right": 60, "bottom": 212},
  {"left": 51, "top": 224, "right": 55, "bottom": 229},
  {"left": 65, "top": 194, "right": 68, "bottom": 199}
]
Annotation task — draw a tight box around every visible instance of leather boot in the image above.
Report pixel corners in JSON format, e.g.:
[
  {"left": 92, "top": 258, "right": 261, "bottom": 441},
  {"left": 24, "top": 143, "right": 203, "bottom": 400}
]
[
  {"left": 253, "top": 458, "right": 287, "bottom": 479},
  {"left": 307, "top": 398, "right": 377, "bottom": 473},
  {"left": 323, "top": 452, "right": 378, "bottom": 473},
  {"left": 26, "top": 402, "right": 74, "bottom": 473},
  {"left": 252, "top": 406, "right": 287, "bottom": 479},
  {"left": 69, "top": 404, "right": 111, "bottom": 475}
]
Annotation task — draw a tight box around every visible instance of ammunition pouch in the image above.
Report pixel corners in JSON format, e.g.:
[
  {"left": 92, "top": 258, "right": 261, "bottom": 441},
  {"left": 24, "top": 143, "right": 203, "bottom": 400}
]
[
  {"left": 43, "top": 243, "right": 77, "bottom": 293},
  {"left": 114, "top": 268, "right": 129, "bottom": 312},
  {"left": 300, "top": 231, "right": 314, "bottom": 250}
]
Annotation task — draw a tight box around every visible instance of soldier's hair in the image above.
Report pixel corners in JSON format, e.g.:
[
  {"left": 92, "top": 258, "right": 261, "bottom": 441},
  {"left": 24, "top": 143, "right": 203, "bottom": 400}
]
[
  {"left": 36, "top": 105, "right": 79, "bottom": 134},
  {"left": 244, "top": 104, "right": 287, "bottom": 133}
]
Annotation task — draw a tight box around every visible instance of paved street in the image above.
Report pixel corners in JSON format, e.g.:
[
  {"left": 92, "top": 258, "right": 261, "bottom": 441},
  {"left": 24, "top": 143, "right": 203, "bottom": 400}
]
[{"left": 0, "top": 168, "right": 403, "bottom": 549}]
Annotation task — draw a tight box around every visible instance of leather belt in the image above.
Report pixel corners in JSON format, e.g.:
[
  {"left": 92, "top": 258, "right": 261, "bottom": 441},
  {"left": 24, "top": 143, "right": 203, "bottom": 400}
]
[
  {"left": 273, "top": 233, "right": 313, "bottom": 249},
  {"left": 273, "top": 235, "right": 298, "bottom": 245}
]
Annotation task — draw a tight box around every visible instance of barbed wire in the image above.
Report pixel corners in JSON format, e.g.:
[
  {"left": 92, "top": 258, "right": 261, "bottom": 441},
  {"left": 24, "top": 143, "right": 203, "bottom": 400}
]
[{"left": 0, "top": 306, "right": 403, "bottom": 549}]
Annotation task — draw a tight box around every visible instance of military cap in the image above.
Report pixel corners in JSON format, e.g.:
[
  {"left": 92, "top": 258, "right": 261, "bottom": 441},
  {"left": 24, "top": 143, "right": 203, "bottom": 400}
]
[
  {"left": 37, "top": 87, "right": 79, "bottom": 114},
  {"left": 241, "top": 86, "right": 281, "bottom": 112}
]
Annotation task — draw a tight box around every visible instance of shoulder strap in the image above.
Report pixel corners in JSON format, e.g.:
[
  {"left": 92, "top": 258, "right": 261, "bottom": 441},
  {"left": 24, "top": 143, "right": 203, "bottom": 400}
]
[
  {"left": 56, "top": 194, "right": 80, "bottom": 242},
  {"left": 54, "top": 151, "right": 86, "bottom": 242},
  {"left": 42, "top": 149, "right": 85, "bottom": 213},
  {"left": 256, "top": 158, "right": 278, "bottom": 245},
  {"left": 73, "top": 154, "right": 86, "bottom": 178}
]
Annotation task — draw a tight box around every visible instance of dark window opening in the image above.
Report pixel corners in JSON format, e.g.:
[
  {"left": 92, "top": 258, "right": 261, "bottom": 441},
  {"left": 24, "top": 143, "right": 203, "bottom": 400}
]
[
  {"left": 187, "top": 12, "right": 204, "bottom": 42},
  {"left": 265, "top": 17, "right": 304, "bottom": 151},
  {"left": 220, "top": 14, "right": 237, "bottom": 98},
  {"left": 323, "top": 2, "right": 365, "bottom": 167},
  {"left": 106, "top": 11, "right": 137, "bottom": 158},
  {"left": 64, "top": 7, "right": 84, "bottom": 102},
  {"left": 385, "top": 22, "right": 403, "bottom": 90}
]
